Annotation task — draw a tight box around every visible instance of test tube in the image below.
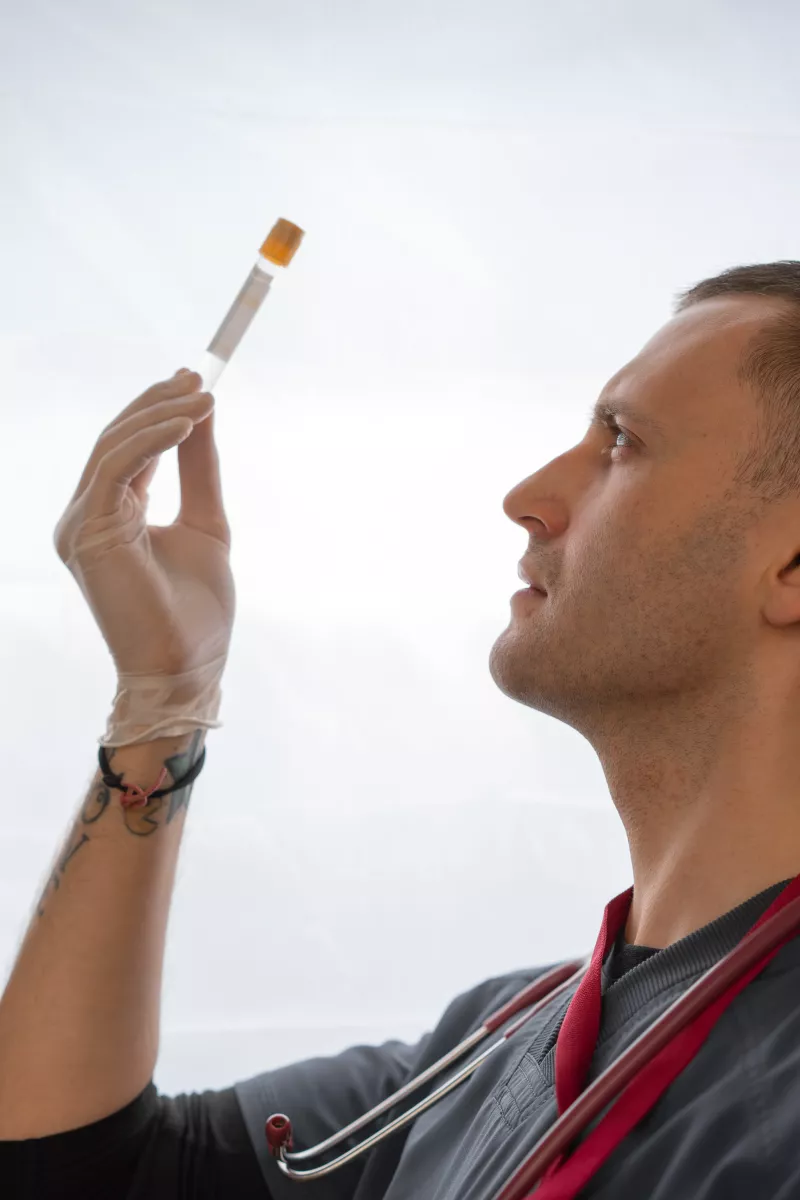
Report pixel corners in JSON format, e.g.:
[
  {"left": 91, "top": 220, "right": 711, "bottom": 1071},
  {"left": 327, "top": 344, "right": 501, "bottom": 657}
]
[{"left": 195, "top": 217, "right": 306, "bottom": 391}]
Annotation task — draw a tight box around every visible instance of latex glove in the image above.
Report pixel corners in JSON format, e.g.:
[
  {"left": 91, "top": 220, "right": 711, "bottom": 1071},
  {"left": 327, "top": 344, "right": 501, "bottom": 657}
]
[{"left": 54, "top": 370, "right": 236, "bottom": 689}]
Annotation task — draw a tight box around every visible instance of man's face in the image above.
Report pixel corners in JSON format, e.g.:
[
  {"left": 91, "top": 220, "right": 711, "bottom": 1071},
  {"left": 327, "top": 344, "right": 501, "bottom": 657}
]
[{"left": 488, "top": 294, "right": 798, "bottom": 737}]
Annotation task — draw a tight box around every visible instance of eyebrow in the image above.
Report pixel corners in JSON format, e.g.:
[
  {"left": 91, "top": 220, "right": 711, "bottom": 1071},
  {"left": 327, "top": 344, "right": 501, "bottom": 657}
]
[{"left": 586, "top": 398, "right": 668, "bottom": 438}]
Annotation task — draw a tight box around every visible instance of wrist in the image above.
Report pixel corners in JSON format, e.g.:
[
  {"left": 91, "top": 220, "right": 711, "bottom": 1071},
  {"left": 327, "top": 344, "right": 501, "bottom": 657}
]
[
  {"left": 98, "top": 728, "right": 207, "bottom": 790},
  {"left": 102, "top": 671, "right": 224, "bottom": 747}
]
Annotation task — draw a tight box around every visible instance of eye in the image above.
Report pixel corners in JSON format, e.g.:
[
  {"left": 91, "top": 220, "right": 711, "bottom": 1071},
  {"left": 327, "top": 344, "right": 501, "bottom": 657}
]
[{"left": 599, "top": 419, "right": 636, "bottom": 461}]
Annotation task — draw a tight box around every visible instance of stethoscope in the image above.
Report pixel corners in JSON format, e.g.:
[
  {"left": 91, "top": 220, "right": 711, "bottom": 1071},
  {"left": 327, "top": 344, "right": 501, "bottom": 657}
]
[{"left": 265, "top": 893, "right": 800, "bottom": 1200}]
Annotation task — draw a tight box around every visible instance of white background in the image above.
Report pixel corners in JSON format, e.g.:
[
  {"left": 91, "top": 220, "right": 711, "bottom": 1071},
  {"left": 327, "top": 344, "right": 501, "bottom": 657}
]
[{"left": 2, "top": 0, "right": 799, "bottom": 1096}]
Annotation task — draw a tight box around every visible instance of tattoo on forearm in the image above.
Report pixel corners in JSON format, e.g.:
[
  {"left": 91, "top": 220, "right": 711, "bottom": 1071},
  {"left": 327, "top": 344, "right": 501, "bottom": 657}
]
[
  {"left": 112, "top": 729, "right": 204, "bottom": 837},
  {"left": 36, "top": 832, "right": 90, "bottom": 918},
  {"left": 35, "top": 731, "right": 204, "bottom": 919}
]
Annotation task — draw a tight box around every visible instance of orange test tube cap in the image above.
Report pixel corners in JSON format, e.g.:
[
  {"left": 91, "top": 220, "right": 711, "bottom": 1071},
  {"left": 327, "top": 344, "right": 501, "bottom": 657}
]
[{"left": 260, "top": 218, "right": 306, "bottom": 267}]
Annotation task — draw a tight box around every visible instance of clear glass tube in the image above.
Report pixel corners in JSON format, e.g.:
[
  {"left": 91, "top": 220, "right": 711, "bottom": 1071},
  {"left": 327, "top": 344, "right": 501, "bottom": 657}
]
[
  {"left": 195, "top": 218, "right": 305, "bottom": 390},
  {"left": 196, "top": 254, "right": 276, "bottom": 391}
]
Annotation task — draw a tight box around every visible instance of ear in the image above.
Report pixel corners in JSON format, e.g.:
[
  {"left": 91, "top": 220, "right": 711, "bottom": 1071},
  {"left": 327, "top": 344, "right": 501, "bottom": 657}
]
[{"left": 764, "top": 552, "right": 800, "bottom": 629}]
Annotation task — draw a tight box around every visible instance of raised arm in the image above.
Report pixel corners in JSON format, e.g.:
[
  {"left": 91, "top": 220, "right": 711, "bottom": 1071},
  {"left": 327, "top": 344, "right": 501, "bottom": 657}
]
[{"left": 0, "top": 369, "right": 235, "bottom": 1138}]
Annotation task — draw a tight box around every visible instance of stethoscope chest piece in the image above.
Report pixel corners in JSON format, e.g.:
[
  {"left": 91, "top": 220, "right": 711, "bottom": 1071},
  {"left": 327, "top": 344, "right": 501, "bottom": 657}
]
[{"left": 266, "top": 1113, "right": 294, "bottom": 1157}]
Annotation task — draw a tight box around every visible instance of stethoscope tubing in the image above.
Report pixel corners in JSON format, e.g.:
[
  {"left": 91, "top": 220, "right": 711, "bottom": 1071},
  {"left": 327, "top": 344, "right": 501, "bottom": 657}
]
[{"left": 268, "top": 959, "right": 589, "bottom": 1178}]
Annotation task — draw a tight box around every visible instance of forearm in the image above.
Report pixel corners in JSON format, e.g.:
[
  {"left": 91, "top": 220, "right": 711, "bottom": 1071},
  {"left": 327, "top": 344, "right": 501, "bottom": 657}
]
[{"left": 0, "top": 727, "right": 206, "bottom": 1139}]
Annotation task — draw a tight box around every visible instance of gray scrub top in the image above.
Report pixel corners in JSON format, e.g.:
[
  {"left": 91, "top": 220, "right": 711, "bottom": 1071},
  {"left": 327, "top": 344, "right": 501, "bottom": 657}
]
[{"left": 235, "top": 878, "right": 800, "bottom": 1200}]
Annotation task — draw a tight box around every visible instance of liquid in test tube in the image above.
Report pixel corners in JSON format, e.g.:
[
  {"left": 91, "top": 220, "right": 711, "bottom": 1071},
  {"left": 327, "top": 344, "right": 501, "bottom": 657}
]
[{"left": 195, "top": 217, "right": 306, "bottom": 391}]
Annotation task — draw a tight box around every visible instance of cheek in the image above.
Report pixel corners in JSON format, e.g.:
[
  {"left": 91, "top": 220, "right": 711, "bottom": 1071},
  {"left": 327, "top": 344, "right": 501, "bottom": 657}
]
[{"left": 572, "top": 504, "right": 666, "bottom": 604}]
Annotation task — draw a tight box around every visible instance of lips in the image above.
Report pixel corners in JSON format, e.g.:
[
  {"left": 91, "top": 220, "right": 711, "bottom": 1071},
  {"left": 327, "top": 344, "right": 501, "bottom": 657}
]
[{"left": 517, "top": 560, "right": 547, "bottom": 594}]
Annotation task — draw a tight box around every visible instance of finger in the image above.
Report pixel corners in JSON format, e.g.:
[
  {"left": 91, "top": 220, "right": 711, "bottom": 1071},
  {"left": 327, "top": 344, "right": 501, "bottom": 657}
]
[
  {"left": 176, "top": 406, "right": 230, "bottom": 541},
  {"left": 99, "top": 371, "right": 204, "bottom": 442},
  {"left": 129, "top": 452, "right": 162, "bottom": 506},
  {"left": 73, "top": 381, "right": 209, "bottom": 502},
  {"left": 103, "top": 371, "right": 201, "bottom": 439},
  {"left": 85, "top": 415, "right": 194, "bottom": 518}
]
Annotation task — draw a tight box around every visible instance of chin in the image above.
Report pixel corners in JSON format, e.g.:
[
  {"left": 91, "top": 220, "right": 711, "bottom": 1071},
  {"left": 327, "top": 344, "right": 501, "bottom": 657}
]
[{"left": 488, "top": 630, "right": 525, "bottom": 702}]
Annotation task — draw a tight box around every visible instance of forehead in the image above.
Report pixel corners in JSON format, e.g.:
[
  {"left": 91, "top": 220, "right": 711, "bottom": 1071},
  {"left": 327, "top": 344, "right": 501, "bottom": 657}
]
[{"left": 603, "top": 295, "right": 789, "bottom": 432}]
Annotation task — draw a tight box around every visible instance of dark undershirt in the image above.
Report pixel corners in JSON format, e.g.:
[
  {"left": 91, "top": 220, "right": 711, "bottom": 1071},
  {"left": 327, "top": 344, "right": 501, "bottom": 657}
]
[{"left": 605, "top": 931, "right": 660, "bottom": 985}]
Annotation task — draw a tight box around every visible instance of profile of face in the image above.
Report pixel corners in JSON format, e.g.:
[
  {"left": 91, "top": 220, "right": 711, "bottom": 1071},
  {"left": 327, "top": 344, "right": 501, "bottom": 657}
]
[{"left": 488, "top": 294, "right": 800, "bottom": 744}]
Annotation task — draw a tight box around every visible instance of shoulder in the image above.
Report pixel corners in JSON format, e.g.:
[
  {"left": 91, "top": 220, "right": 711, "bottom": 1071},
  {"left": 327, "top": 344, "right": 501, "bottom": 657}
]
[{"left": 424, "top": 962, "right": 573, "bottom": 1050}]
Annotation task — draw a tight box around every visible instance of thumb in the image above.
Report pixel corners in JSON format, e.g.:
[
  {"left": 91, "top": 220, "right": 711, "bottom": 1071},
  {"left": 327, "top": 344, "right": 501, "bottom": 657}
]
[{"left": 176, "top": 407, "right": 230, "bottom": 540}]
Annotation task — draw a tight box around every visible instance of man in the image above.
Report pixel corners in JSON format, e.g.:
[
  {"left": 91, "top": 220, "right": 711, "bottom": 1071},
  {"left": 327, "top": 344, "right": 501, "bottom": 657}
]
[{"left": 2, "top": 263, "right": 800, "bottom": 1199}]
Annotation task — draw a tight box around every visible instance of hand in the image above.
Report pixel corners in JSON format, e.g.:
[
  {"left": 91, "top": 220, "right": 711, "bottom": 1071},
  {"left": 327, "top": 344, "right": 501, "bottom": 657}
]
[{"left": 54, "top": 370, "right": 236, "bottom": 679}]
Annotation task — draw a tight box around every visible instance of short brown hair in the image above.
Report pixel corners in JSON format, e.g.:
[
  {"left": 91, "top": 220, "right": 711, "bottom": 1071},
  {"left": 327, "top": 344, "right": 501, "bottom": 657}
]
[{"left": 674, "top": 262, "right": 800, "bottom": 504}]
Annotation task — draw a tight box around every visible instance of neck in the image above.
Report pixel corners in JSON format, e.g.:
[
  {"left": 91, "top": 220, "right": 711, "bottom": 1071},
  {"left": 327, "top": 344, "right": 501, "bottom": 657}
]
[{"left": 600, "top": 695, "right": 800, "bottom": 949}]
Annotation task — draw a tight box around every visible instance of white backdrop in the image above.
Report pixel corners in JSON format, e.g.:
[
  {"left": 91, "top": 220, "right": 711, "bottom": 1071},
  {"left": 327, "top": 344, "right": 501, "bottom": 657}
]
[{"left": 2, "top": 0, "right": 799, "bottom": 1096}]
